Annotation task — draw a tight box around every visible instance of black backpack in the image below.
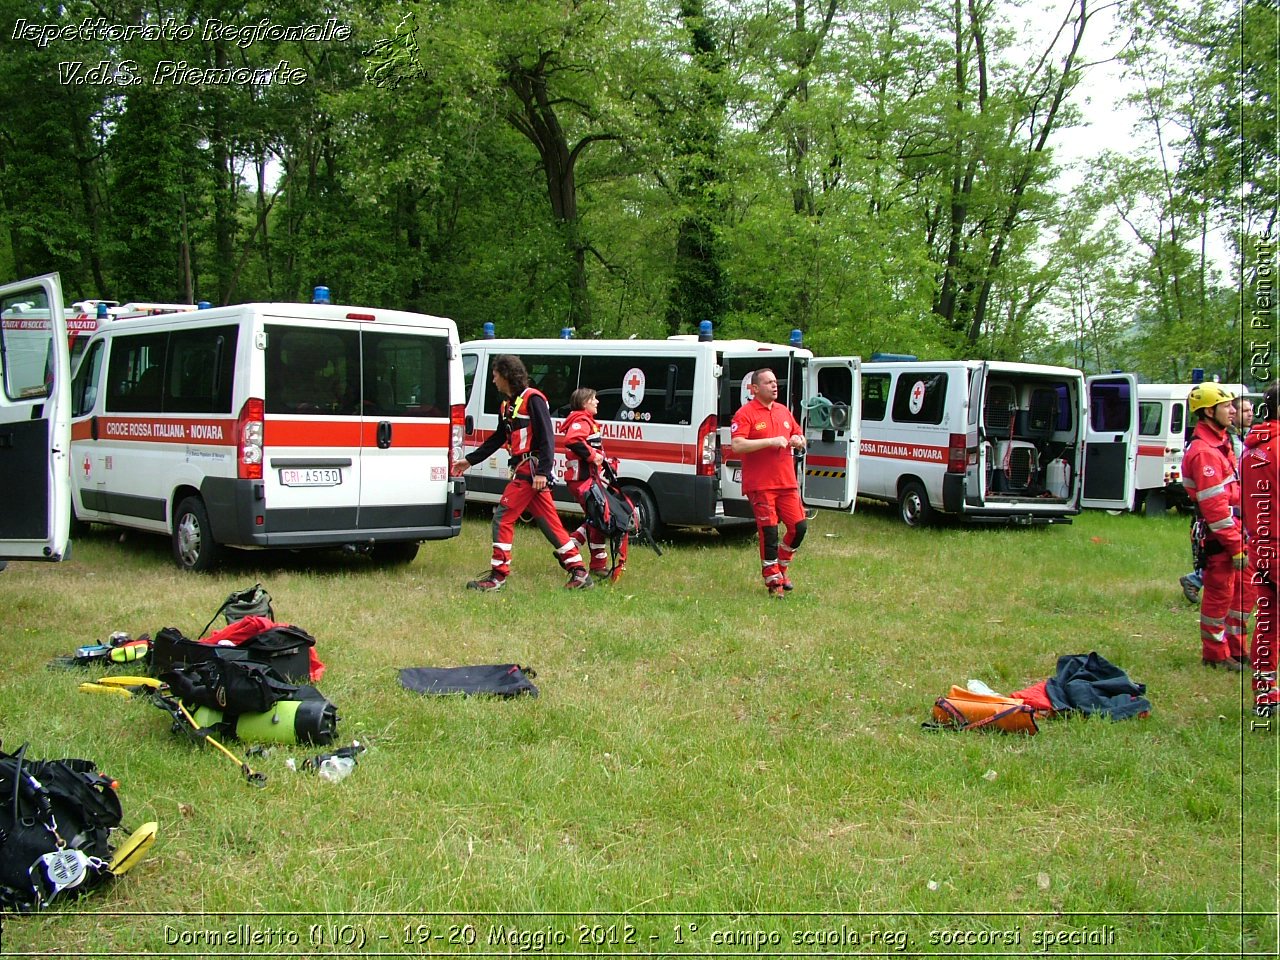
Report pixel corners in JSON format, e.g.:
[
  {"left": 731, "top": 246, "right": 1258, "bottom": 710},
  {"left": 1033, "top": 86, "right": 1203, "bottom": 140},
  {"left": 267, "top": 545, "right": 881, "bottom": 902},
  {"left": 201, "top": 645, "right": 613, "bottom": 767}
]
[
  {"left": 582, "top": 468, "right": 642, "bottom": 576},
  {"left": 0, "top": 743, "right": 123, "bottom": 910}
]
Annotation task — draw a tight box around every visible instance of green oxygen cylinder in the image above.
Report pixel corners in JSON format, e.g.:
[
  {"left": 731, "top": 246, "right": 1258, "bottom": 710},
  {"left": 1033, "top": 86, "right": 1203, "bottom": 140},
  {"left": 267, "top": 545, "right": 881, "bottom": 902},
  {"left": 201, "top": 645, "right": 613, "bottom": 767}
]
[{"left": 233, "top": 699, "right": 338, "bottom": 746}]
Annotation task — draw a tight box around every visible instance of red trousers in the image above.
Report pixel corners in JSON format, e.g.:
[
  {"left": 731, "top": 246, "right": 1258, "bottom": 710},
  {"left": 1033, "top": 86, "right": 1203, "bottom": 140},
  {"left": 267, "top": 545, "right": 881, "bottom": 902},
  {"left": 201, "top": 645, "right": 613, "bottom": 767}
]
[
  {"left": 488, "top": 477, "right": 584, "bottom": 578},
  {"left": 1199, "top": 551, "right": 1255, "bottom": 663},
  {"left": 748, "top": 487, "right": 805, "bottom": 586}
]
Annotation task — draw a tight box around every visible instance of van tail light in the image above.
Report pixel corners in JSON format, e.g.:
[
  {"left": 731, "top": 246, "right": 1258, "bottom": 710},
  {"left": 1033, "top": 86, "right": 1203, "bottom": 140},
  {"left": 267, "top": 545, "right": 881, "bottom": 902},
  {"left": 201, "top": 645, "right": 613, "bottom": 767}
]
[
  {"left": 696, "top": 415, "right": 718, "bottom": 477},
  {"left": 449, "top": 404, "right": 465, "bottom": 473},
  {"left": 947, "top": 433, "right": 967, "bottom": 474},
  {"left": 237, "top": 398, "right": 264, "bottom": 480}
]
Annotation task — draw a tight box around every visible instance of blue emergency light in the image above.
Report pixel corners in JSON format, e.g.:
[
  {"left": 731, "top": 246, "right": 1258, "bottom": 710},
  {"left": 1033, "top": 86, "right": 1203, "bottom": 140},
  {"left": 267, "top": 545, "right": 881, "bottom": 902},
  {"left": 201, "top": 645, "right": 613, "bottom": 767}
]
[
  {"left": 698, "top": 320, "right": 713, "bottom": 342},
  {"left": 197, "top": 301, "right": 211, "bottom": 310},
  {"left": 483, "top": 322, "right": 495, "bottom": 339},
  {"left": 789, "top": 329, "right": 803, "bottom": 348},
  {"left": 560, "top": 327, "right": 574, "bottom": 339},
  {"left": 312, "top": 286, "right": 331, "bottom": 304}
]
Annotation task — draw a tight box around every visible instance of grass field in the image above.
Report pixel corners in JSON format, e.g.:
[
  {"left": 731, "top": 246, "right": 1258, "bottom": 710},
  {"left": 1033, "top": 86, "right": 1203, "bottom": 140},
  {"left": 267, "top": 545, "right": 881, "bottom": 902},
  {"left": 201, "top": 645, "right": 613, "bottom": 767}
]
[{"left": 0, "top": 503, "right": 1275, "bottom": 957}]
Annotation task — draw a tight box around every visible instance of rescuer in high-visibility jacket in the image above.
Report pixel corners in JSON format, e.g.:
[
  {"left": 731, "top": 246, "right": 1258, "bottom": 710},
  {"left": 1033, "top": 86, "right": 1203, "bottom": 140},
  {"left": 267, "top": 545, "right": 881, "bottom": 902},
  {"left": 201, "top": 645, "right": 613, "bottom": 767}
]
[
  {"left": 1182, "top": 383, "right": 1255, "bottom": 670},
  {"left": 451, "top": 355, "right": 593, "bottom": 592}
]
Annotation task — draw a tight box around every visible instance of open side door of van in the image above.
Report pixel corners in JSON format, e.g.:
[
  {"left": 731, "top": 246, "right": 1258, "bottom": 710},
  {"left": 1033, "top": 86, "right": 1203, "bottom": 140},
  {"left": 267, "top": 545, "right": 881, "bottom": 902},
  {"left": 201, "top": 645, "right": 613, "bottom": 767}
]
[
  {"left": 800, "top": 357, "right": 860, "bottom": 512},
  {"left": 1081, "top": 373, "right": 1138, "bottom": 510},
  {"left": 0, "top": 273, "right": 71, "bottom": 561},
  {"left": 964, "top": 362, "right": 990, "bottom": 506}
]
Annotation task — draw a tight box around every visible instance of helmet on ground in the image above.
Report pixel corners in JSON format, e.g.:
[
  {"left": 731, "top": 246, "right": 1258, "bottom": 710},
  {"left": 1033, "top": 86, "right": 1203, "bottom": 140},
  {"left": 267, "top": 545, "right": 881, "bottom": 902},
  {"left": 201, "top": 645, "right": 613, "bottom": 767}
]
[{"left": 1188, "top": 383, "right": 1236, "bottom": 413}]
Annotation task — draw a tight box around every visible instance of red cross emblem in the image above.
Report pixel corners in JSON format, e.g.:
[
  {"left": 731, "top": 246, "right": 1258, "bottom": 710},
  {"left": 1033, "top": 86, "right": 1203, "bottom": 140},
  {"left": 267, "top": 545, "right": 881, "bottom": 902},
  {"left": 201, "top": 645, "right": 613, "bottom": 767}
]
[
  {"left": 627, "top": 372, "right": 642, "bottom": 392},
  {"left": 912, "top": 383, "right": 924, "bottom": 404},
  {"left": 82, "top": 456, "right": 91, "bottom": 479}
]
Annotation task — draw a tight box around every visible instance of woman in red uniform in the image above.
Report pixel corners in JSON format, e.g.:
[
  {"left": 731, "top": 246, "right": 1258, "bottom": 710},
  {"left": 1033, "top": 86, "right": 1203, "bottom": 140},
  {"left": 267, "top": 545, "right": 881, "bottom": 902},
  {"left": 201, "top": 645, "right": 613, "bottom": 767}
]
[{"left": 560, "top": 387, "right": 628, "bottom": 581}]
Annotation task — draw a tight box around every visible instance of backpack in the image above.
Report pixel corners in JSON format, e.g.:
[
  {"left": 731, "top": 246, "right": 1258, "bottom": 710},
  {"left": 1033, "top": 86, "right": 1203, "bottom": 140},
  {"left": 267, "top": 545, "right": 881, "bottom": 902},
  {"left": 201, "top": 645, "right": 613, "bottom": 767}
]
[
  {"left": 582, "top": 461, "right": 644, "bottom": 576},
  {"left": 0, "top": 743, "right": 123, "bottom": 910}
]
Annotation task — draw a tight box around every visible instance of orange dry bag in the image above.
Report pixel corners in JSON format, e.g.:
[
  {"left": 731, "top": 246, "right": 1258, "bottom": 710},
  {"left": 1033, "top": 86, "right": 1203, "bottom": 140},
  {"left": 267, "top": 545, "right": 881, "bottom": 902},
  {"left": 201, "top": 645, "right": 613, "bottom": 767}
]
[{"left": 928, "top": 685, "right": 1040, "bottom": 735}]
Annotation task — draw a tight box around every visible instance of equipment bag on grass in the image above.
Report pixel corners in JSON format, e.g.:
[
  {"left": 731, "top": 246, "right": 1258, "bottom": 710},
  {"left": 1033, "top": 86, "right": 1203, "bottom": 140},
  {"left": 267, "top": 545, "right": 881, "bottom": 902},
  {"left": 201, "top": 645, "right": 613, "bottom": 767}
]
[
  {"left": 196, "top": 583, "right": 274, "bottom": 640},
  {"left": 399, "top": 664, "right": 539, "bottom": 698},
  {"left": 0, "top": 743, "right": 122, "bottom": 910},
  {"left": 924, "top": 686, "right": 1040, "bottom": 735},
  {"left": 150, "top": 623, "right": 316, "bottom": 683}
]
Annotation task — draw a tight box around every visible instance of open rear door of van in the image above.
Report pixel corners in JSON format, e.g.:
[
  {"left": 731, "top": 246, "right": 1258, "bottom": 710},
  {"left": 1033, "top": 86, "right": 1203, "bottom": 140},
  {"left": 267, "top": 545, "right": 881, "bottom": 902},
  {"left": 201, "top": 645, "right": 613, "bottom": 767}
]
[
  {"left": 800, "top": 357, "right": 860, "bottom": 511},
  {"left": 0, "top": 273, "right": 71, "bottom": 560},
  {"left": 1081, "top": 373, "right": 1138, "bottom": 510}
]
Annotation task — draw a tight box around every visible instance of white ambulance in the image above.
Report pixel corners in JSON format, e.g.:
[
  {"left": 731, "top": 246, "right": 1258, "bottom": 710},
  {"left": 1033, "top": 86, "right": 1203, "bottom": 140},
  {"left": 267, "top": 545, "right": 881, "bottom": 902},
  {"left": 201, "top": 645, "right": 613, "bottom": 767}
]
[
  {"left": 459, "top": 334, "right": 860, "bottom": 536},
  {"left": 857, "top": 359, "right": 1137, "bottom": 525},
  {"left": 1132, "top": 383, "right": 1193, "bottom": 514},
  {"left": 0, "top": 273, "right": 72, "bottom": 562},
  {"left": 66, "top": 297, "right": 466, "bottom": 570}
]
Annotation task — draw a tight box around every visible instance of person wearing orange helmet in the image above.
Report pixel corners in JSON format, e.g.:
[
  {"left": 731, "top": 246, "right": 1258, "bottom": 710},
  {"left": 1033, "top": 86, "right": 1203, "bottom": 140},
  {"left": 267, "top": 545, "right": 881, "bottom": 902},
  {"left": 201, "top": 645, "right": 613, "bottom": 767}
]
[{"left": 1182, "top": 383, "right": 1255, "bottom": 669}]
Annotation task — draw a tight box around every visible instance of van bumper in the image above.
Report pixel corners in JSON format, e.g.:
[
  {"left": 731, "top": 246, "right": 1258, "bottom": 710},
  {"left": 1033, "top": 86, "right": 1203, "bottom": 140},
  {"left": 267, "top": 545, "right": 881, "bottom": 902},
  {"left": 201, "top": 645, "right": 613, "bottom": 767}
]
[
  {"left": 649, "top": 472, "right": 740, "bottom": 528},
  {"left": 203, "top": 478, "right": 464, "bottom": 547},
  {"left": 945, "top": 475, "right": 1077, "bottom": 525}
]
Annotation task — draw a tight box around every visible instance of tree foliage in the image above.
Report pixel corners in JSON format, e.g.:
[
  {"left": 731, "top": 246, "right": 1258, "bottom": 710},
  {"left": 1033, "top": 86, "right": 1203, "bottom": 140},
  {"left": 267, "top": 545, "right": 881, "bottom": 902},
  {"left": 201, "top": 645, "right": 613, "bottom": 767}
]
[{"left": 0, "top": 0, "right": 1262, "bottom": 376}]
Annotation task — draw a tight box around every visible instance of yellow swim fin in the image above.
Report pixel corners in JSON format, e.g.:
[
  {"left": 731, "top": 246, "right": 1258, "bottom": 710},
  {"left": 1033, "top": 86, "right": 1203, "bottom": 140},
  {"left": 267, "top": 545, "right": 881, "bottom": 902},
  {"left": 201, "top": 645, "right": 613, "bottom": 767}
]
[{"left": 107, "top": 821, "right": 158, "bottom": 876}]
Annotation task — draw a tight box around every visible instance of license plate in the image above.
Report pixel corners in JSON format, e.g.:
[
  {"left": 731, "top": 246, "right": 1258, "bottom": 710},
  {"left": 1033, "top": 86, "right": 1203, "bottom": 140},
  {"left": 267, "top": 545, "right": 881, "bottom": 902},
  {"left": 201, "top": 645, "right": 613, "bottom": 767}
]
[{"left": 279, "top": 468, "right": 342, "bottom": 487}]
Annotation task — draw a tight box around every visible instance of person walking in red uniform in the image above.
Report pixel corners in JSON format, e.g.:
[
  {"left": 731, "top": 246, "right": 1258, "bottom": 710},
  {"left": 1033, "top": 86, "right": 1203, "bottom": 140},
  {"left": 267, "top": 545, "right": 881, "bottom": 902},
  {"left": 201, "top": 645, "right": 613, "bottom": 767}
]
[
  {"left": 730, "top": 368, "right": 808, "bottom": 598},
  {"left": 1241, "top": 381, "right": 1279, "bottom": 715},
  {"left": 560, "top": 387, "right": 628, "bottom": 582},
  {"left": 451, "top": 355, "right": 593, "bottom": 592},
  {"left": 1182, "top": 383, "right": 1253, "bottom": 669}
]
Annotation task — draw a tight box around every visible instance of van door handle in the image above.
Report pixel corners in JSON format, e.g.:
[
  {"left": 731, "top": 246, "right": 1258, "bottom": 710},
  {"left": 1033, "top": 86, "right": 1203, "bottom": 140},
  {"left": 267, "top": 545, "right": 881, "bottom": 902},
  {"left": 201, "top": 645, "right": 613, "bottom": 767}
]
[
  {"left": 91, "top": 416, "right": 99, "bottom": 441},
  {"left": 465, "top": 414, "right": 474, "bottom": 434},
  {"left": 377, "top": 421, "right": 392, "bottom": 449}
]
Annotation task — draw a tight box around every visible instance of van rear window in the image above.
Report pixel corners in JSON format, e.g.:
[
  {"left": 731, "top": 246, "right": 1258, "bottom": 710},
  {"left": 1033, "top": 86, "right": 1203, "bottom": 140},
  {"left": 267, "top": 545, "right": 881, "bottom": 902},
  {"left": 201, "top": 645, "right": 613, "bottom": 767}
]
[
  {"left": 1138, "top": 401, "right": 1162, "bottom": 436},
  {"left": 266, "top": 325, "right": 449, "bottom": 418},
  {"left": 891, "top": 373, "right": 947, "bottom": 424},
  {"left": 862, "top": 373, "right": 890, "bottom": 421}
]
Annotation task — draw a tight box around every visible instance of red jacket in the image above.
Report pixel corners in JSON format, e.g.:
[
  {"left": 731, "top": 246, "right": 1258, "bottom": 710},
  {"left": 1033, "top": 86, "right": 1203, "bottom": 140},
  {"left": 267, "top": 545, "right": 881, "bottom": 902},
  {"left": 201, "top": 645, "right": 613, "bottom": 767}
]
[
  {"left": 559, "top": 408, "right": 604, "bottom": 484},
  {"left": 1182, "top": 418, "right": 1243, "bottom": 556},
  {"left": 1241, "top": 421, "right": 1279, "bottom": 576}
]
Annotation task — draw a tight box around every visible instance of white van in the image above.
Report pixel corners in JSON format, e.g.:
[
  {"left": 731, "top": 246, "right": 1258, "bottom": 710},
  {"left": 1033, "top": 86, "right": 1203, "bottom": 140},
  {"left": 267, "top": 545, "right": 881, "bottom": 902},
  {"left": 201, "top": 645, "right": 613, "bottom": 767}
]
[
  {"left": 67, "top": 299, "right": 466, "bottom": 569},
  {"left": 857, "top": 360, "right": 1137, "bottom": 525},
  {"left": 1133, "top": 383, "right": 1193, "bottom": 513},
  {"left": 0, "top": 273, "right": 72, "bottom": 562},
  {"left": 460, "top": 336, "right": 860, "bottom": 536}
]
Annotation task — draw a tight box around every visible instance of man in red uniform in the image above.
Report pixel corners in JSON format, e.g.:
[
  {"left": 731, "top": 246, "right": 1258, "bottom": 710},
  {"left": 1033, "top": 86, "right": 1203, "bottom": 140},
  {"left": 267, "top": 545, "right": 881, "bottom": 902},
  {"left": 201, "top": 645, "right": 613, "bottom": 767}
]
[
  {"left": 1241, "top": 381, "right": 1279, "bottom": 715},
  {"left": 1182, "top": 383, "right": 1253, "bottom": 669},
  {"left": 451, "top": 355, "right": 593, "bottom": 591},
  {"left": 730, "top": 368, "right": 807, "bottom": 597}
]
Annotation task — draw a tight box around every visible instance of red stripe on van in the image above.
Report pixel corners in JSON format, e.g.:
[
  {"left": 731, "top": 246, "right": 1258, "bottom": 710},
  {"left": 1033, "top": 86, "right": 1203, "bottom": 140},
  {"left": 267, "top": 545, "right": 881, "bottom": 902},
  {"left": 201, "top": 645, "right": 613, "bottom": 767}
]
[
  {"left": 805, "top": 454, "right": 847, "bottom": 469},
  {"left": 265, "top": 420, "right": 363, "bottom": 446},
  {"left": 859, "top": 440, "right": 949, "bottom": 464},
  {"left": 78, "top": 416, "right": 236, "bottom": 445},
  {"left": 265, "top": 419, "right": 450, "bottom": 448},
  {"left": 470, "top": 429, "right": 691, "bottom": 466}
]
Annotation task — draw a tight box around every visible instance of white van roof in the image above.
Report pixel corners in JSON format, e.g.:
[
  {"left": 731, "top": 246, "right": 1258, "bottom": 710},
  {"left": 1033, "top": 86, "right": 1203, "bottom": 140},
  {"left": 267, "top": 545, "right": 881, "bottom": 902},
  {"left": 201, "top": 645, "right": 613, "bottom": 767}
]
[{"left": 463, "top": 336, "right": 813, "bottom": 358}]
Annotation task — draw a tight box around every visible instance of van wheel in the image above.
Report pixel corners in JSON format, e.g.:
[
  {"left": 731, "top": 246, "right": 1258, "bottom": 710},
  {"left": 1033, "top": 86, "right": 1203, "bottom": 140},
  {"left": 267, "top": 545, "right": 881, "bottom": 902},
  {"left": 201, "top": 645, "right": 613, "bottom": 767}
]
[
  {"left": 69, "top": 504, "right": 89, "bottom": 537},
  {"left": 621, "top": 484, "right": 660, "bottom": 542},
  {"left": 373, "top": 541, "right": 419, "bottom": 566},
  {"left": 898, "top": 481, "right": 934, "bottom": 527},
  {"left": 172, "top": 496, "right": 221, "bottom": 572}
]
